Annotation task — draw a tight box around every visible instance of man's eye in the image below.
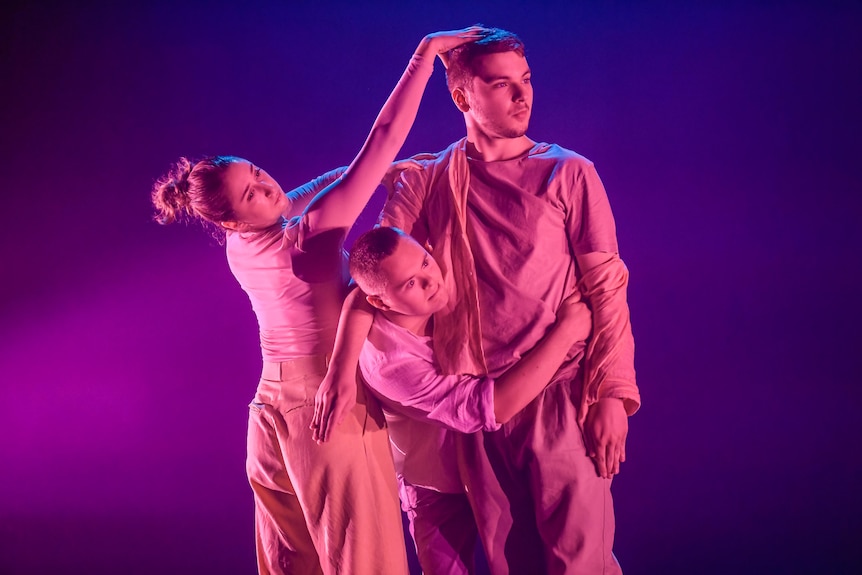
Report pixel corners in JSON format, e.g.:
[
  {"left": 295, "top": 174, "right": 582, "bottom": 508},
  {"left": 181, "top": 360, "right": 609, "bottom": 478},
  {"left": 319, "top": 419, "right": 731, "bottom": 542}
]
[
  {"left": 407, "top": 279, "right": 415, "bottom": 288},
  {"left": 248, "top": 191, "right": 254, "bottom": 200},
  {"left": 255, "top": 168, "right": 261, "bottom": 177}
]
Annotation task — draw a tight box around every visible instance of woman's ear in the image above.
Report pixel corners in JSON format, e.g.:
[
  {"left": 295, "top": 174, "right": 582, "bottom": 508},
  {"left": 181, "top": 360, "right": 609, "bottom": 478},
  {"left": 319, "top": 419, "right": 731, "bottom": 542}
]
[{"left": 220, "top": 220, "right": 239, "bottom": 231}]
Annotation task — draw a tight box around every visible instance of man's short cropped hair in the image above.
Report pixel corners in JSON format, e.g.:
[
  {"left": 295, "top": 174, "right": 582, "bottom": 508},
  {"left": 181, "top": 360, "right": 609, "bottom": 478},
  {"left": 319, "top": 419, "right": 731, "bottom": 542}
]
[
  {"left": 445, "top": 26, "right": 526, "bottom": 92},
  {"left": 349, "top": 226, "right": 407, "bottom": 295}
]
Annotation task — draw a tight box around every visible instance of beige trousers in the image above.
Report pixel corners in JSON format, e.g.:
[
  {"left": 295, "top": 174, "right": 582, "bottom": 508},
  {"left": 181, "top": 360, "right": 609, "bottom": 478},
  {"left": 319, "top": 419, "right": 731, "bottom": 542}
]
[{"left": 247, "top": 356, "right": 408, "bottom": 574}]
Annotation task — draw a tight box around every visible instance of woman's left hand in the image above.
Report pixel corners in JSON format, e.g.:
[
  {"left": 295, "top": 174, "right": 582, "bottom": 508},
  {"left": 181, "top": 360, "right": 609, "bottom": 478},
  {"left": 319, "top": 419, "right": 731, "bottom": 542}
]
[
  {"left": 417, "top": 26, "right": 490, "bottom": 67},
  {"left": 310, "top": 369, "right": 357, "bottom": 443}
]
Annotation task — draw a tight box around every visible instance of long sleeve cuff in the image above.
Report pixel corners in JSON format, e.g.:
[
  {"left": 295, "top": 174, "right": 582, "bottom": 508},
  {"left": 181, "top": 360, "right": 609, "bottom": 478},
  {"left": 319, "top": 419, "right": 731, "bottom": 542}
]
[{"left": 577, "top": 254, "right": 640, "bottom": 423}]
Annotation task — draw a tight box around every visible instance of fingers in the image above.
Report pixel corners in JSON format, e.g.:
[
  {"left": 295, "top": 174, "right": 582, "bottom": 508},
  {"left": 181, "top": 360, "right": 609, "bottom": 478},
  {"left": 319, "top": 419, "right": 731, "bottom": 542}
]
[
  {"left": 605, "top": 435, "right": 627, "bottom": 478},
  {"left": 592, "top": 439, "right": 615, "bottom": 479},
  {"left": 318, "top": 398, "right": 352, "bottom": 444},
  {"left": 315, "top": 403, "right": 332, "bottom": 444},
  {"left": 593, "top": 448, "right": 609, "bottom": 479},
  {"left": 562, "top": 290, "right": 584, "bottom": 304},
  {"left": 428, "top": 26, "right": 488, "bottom": 56},
  {"left": 606, "top": 442, "right": 619, "bottom": 477},
  {"left": 589, "top": 434, "right": 627, "bottom": 479},
  {"left": 391, "top": 159, "right": 422, "bottom": 171},
  {"left": 439, "top": 51, "right": 450, "bottom": 69},
  {"left": 311, "top": 399, "right": 325, "bottom": 442},
  {"left": 566, "top": 301, "right": 589, "bottom": 318},
  {"left": 311, "top": 390, "right": 334, "bottom": 443},
  {"left": 311, "top": 402, "right": 320, "bottom": 431},
  {"left": 618, "top": 427, "right": 627, "bottom": 466},
  {"left": 583, "top": 426, "right": 596, "bottom": 458},
  {"left": 310, "top": 393, "right": 324, "bottom": 436}
]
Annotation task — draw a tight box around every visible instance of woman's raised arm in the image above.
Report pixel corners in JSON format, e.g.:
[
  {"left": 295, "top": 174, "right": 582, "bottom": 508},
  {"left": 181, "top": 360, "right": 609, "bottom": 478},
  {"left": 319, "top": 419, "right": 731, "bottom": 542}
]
[{"left": 298, "top": 27, "right": 487, "bottom": 240}]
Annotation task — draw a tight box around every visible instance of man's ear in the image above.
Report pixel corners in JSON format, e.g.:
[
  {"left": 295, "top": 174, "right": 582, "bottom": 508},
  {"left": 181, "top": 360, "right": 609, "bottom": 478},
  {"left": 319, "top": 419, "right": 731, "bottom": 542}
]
[
  {"left": 451, "top": 88, "right": 470, "bottom": 113},
  {"left": 220, "top": 220, "right": 239, "bottom": 231},
  {"left": 365, "top": 294, "right": 389, "bottom": 311}
]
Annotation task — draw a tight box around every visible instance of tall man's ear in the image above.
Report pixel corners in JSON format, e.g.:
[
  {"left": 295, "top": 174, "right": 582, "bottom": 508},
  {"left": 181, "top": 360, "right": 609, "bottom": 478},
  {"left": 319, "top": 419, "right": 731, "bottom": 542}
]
[
  {"left": 451, "top": 88, "right": 470, "bottom": 113},
  {"left": 366, "top": 294, "right": 389, "bottom": 311}
]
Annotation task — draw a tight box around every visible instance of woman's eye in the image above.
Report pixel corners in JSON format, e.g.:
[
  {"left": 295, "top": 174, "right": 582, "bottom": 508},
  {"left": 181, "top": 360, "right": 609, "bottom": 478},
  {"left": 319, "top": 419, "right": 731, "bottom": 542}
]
[
  {"left": 255, "top": 168, "right": 261, "bottom": 178},
  {"left": 407, "top": 279, "right": 415, "bottom": 288}
]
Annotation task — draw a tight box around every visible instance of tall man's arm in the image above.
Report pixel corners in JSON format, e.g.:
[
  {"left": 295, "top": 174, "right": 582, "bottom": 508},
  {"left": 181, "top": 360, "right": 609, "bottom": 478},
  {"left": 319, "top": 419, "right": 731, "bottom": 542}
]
[{"left": 576, "top": 250, "right": 639, "bottom": 480}]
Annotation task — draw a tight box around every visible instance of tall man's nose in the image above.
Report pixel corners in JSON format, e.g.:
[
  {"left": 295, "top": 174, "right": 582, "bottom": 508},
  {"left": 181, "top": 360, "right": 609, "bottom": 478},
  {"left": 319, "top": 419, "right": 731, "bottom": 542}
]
[{"left": 512, "top": 85, "right": 525, "bottom": 102}]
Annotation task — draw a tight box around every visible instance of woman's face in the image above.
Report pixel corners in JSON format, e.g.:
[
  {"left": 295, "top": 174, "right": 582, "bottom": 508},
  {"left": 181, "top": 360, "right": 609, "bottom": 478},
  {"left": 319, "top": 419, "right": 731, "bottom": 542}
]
[{"left": 219, "top": 160, "right": 288, "bottom": 230}]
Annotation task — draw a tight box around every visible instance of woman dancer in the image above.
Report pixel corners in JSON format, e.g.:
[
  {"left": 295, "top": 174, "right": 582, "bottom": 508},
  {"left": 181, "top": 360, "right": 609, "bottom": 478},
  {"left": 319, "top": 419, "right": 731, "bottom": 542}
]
[{"left": 151, "top": 27, "right": 485, "bottom": 575}]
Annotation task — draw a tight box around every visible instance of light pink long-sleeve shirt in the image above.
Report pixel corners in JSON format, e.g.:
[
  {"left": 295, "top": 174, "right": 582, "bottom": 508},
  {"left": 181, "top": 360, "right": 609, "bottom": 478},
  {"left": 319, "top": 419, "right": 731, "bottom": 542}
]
[
  {"left": 359, "top": 312, "right": 499, "bottom": 492},
  {"left": 382, "top": 139, "right": 640, "bottom": 420}
]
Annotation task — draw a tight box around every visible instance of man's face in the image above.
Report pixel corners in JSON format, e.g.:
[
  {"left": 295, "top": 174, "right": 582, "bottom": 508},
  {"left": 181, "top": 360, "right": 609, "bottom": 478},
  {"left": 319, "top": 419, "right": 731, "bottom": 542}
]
[
  {"left": 374, "top": 236, "right": 448, "bottom": 317},
  {"left": 463, "top": 50, "right": 533, "bottom": 139}
]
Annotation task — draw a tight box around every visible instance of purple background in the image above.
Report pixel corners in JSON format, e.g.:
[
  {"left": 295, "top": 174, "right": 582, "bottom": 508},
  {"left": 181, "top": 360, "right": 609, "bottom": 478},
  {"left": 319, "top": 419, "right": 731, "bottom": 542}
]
[{"left": 2, "top": 1, "right": 860, "bottom": 573}]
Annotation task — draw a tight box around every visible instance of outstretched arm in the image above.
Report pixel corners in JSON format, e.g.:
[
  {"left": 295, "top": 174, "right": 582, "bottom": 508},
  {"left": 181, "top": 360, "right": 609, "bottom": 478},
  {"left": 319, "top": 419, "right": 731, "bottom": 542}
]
[
  {"left": 310, "top": 287, "right": 375, "bottom": 443},
  {"left": 354, "top": 292, "right": 593, "bottom": 435},
  {"left": 284, "top": 165, "right": 349, "bottom": 219},
  {"left": 299, "top": 27, "right": 486, "bottom": 241}
]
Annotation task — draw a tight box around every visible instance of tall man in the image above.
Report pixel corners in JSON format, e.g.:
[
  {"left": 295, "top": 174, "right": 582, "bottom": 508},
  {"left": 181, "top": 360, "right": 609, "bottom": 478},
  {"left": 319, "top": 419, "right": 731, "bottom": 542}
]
[{"left": 379, "top": 28, "right": 640, "bottom": 574}]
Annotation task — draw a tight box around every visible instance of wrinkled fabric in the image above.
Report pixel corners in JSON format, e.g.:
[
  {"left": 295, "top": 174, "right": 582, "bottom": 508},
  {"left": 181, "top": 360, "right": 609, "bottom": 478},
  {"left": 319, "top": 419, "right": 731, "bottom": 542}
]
[
  {"left": 228, "top": 166, "right": 408, "bottom": 574},
  {"left": 577, "top": 256, "right": 640, "bottom": 423},
  {"left": 248, "top": 362, "right": 407, "bottom": 575},
  {"left": 400, "top": 482, "right": 479, "bottom": 575},
  {"left": 382, "top": 139, "right": 637, "bottom": 574},
  {"left": 360, "top": 312, "right": 499, "bottom": 492},
  {"left": 227, "top": 49, "right": 443, "bottom": 575}
]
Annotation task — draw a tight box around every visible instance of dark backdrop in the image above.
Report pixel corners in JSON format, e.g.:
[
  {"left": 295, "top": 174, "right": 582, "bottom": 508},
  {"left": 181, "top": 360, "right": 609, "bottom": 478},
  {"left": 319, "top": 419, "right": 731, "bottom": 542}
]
[{"left": 1, "top": 1, "right": 860, "bottom": 573}]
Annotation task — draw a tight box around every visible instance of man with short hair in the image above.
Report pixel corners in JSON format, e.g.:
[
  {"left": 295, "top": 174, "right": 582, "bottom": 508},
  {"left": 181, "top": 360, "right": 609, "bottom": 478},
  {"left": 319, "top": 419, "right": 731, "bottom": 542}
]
[
  {"left": 347, "top": 225, "right": 592, "bottom": 575},
  {"left": 377, "top": 27, "right": 640, "bottom": 574}
]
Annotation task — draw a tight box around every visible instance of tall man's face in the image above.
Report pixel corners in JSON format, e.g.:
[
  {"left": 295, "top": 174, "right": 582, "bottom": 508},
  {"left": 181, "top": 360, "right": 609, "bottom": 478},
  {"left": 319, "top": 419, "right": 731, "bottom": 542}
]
[{"left": 461, "top": 51, "right": 533, "bottom": 139}]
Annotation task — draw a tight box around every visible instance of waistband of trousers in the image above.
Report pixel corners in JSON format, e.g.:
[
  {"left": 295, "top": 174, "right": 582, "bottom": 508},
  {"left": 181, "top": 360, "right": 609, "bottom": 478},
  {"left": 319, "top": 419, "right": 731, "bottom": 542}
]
[{"left": 261, "top": 355, "right": 330, "bottom": 382}]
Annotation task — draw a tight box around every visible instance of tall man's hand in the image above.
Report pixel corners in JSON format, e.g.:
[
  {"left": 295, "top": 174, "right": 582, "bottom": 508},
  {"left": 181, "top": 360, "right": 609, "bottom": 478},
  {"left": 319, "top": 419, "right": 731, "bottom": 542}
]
[{"left": 583, "top": 397, "right": 628, "bottom": 479}]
